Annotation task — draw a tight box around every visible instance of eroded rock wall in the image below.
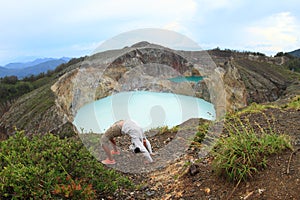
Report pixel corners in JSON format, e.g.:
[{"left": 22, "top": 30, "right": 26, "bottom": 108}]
[{"left": 1, "top": 44, "right": 298, "bottom": 136}]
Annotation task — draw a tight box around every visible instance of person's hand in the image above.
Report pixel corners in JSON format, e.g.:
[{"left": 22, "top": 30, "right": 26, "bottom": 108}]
[{"left": 144, "top": 160, "right": 154, "bottom": 164}]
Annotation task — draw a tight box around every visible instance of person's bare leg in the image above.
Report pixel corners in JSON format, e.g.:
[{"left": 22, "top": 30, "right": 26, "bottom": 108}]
[
  {"left": 102, "top": 144, "right": 113, "bottom": 161},
  {"left": 110, "top": 138, "right": 119, "bottom": 152}
]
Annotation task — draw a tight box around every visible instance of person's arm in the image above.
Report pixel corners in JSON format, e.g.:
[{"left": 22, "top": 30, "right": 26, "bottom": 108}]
[
  {"left": 141, "top": 149, "right": 153, "bottom": 163},
  {"left": 143, "top": 138, "right": 153, "bottom": 154},
  {"left": 139, "top": 143, "right": 153, "bottom": 162},
  {"left": 132, "top": 138, "right": 153, "bottom": 162}
]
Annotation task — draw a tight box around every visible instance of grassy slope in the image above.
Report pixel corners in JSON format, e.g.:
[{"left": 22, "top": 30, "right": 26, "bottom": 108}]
[
  {"left": 0, "top": 58, "right": 84, "bottom": 137},
  {"left": 235, "top": 58, "right": 300, "bottom": 97}
]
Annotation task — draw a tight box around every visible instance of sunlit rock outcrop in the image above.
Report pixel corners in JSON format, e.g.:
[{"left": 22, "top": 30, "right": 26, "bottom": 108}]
[
  {"left": 51, "top": 42, "right": 223, "bottom": 123},
  {"left": 1, "top": 42, "right": 297, "bottom": 136}
]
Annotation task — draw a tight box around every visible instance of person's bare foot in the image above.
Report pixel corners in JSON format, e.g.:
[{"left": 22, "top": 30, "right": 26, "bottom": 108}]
[
  {"left": 111, "top": 150, "right": 120, "bottom": 155},
  {"left": 101, "top": 158, "right": 116, "bottom": 165}
]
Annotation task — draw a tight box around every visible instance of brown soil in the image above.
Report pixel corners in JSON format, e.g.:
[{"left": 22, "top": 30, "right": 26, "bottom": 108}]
[{"left": 108, "top": 107, "right": 300, "bottom": 200}]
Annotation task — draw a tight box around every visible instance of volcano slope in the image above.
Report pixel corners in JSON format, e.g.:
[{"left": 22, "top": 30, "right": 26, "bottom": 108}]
[{"left": 0, "top": 44, "right": 300, "bottom": 199}]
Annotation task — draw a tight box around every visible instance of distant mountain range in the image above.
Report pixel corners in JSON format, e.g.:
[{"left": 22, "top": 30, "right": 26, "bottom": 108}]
[
  {"left": 288, "top": 49, "right": 300, "bottom": 58},
  {"left": 0, "top": 57, "right": 71, "bottom": 78}
]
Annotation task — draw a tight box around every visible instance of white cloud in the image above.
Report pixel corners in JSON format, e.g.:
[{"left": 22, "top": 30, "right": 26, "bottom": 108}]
[
  {"left": 2, "top": 0, "right": 299, "bottom": 64},
  {"left": 60, "top": 0, "right": 197, "bottom": 23},
  {"left": 197, "top": 0, "right": 241, "bottom": 11},
  {"left": 92, "top": 28, "right": 201, "bottom": 54},
  {"left": 70, "top": 41, "right": 104, "bottom": 52},
  {"left": 164, "top": 21, "right": 186, "bottom": 32},
  {"left": 245, "top": 12, "right": 300, "bottom": 54},
  {"left": 0, "top": 0, "right": 199, "bottom": 43},
  {"left": 62, "top": 0, "right": 199, "bottom": 48},
  {"left": 0, "top": 0, "right": 200, "bottom": 64}
]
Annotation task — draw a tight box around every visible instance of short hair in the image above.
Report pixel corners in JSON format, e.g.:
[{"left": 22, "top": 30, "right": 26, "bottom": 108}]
[{"left": 134, "top": 147, "right": 141, "bottom": 153}]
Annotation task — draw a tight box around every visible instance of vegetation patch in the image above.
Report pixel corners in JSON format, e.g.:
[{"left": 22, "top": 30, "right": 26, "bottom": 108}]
[
  {"left": 0, "top": 57, "right": 85, "bottom": 115},
  {"left": 212, "top": 117, "right": 292, "bottom": 182},
  {"left": 194, "top": 122, "right": 210, "bottom": 144},
  {"left": 284, "top": 57, "right": 300, "bottom": 73},
  {"left": 283, "top": 95, "right": 300, "bottom": 110},
  {"left": 156, "top": 125, "right": 179, "bottom": 135},
  {"left": 0, "top": 131, "right": 132, "bottom": 199},
  {"left": 235, "top": 102, "right": 278, "bottom": 115}
]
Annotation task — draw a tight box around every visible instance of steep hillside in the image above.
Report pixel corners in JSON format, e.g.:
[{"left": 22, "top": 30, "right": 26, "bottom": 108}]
[
  {"left": 0, "top": 43, "right": 299, "bottom": 138},
  {"left": 0, "top": 57, "right": 84, "bottom": 138},
  {"left": 210, "top": 49, "right": 300, "bottom": 99},
  {"left": 117, "top": 101, "right": 300, "bottom": 200},
  {"left": 288, "top": 49, "right": 300, "bottom": 58}
]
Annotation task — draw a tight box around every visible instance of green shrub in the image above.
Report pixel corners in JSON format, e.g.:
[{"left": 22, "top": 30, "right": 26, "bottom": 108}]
[
  {"left": 157, "top": 125, "right": 179, "bottom": 134},
  {"left": 0, "top": 130, "right": 132, "bottom": 199},
  {"left": 235, "top": 102, "right": 278, "bottom": 115},
  {"left": 194, "top": 122, "right": 210, "bottom": 143},
  {"left": 285, "top": 57, "right": 300, "bottom": 72},
  {"left": 284, "top": 95, "right": 300, "bottom": 110},
  {"left": 212, "top": 118, "right": 292, "bottom": 182}
]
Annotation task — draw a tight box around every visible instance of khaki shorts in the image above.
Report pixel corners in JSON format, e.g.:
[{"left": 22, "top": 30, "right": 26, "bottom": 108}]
[{"left": 100, "top": 124, "right": 122, "bottom": 145}]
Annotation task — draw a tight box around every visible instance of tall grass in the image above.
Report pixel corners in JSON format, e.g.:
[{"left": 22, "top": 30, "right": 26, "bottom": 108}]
[
  {"left": 234, "top": 102, "right": 278, "bottom": 115},
  {"left": 212, "top": 117, "right": 292, "bottom": 182},
  {"left": 284, "top": 95, "right": 300, "bottom": 110}
]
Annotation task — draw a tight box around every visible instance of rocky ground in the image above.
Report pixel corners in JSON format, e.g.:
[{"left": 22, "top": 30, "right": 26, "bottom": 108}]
[{"left": 102, "top": 105, "right": 300, "bottom": 200}]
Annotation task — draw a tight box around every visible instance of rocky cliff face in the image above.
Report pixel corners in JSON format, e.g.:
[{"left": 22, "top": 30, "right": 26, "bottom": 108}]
[
  {"left": 1, "top": 43, "right": 299, "bottom": 136},
  {"left": 234, "top": 59, "right": 288, "bottom": 103},
  {"left": 209, "top": 49, "right": 298, "bottom": 104},
  {"left": 51, "top": 42, "right": 226, "bottom": 124}
]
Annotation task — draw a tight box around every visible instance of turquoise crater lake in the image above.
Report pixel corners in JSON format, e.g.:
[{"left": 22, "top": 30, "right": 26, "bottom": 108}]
[
  {"left": 169, "top": 76, "right": 203, "bottom": 83},
  {"left": 73, "top": 91, "right": 215, "bottom": 133}
]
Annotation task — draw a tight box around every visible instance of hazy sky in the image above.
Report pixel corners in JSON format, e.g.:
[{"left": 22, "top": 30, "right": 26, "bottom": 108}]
[{"left": 0, "top": 0, "right": 299, "bottom": 65}]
